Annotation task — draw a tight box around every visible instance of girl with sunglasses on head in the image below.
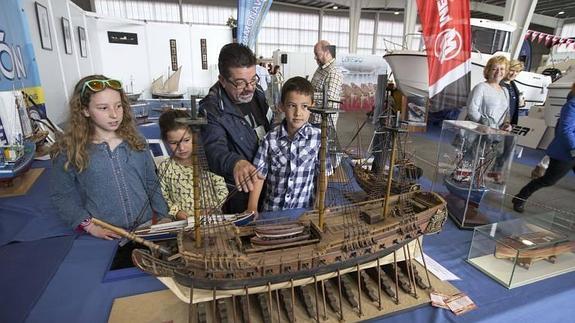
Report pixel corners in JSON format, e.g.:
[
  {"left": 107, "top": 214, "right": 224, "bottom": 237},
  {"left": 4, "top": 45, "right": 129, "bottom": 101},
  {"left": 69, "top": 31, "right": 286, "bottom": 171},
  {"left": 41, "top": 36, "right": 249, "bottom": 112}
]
[{"left": 50, "top": 75, "right": 168, "bottom": 240}]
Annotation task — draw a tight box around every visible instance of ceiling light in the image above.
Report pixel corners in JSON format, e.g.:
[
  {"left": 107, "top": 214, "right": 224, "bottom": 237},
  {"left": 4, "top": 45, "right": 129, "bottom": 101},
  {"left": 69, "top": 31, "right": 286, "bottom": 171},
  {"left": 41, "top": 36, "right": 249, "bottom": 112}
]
[
  {"left": 332, "top": 5, "right": 338, "bottom": 10},
  {"left": 558, "top": 11, "right": 565, "bottom": 15},
  {"left": 394, "top": 11, "right": 400, "bottom": 15}
]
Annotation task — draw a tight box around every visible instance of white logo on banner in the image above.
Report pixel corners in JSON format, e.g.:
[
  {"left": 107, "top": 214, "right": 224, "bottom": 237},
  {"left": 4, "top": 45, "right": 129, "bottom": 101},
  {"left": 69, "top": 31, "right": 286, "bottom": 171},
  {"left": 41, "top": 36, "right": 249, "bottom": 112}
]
[{"left": 434, "top": 28, "right": 461, "bottom": 63}]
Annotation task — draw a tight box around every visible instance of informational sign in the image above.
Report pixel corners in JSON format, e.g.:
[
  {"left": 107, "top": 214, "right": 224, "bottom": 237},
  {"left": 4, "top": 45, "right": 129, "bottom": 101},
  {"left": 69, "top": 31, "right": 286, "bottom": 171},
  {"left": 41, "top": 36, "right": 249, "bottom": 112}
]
[
  {"left": 416, "top": 0, "right": 471, "bottom": 97},
  {"left": 0, "top": 0, "right": 47, "bottom": 143},
  {"left": 404, "top": 95, "right": 428, "bottom": 132},
  {"left": 107, "top": 31, "right": 138, "bottom": 45},
  {"left": 169, "top": 39, "right": 178, "bottom": 71},
  {"left": 513, "top": 116, "right": 546, "bottom": 149},
  {"left": 0, "top": 0, "right": 43, "bottom": 91},
  {"left": 200, "top": 39, "right": 207, "bottom": 70}
]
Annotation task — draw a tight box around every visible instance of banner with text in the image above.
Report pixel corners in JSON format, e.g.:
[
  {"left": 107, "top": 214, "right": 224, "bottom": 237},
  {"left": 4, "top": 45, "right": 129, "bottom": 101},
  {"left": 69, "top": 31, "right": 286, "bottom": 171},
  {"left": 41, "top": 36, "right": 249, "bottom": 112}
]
[
  {"left": 237, "top": 0, "right": 273, "bottom": 50},
  {"left": 0, "top": 0, "right": 47, "bottom": 142},
  {"left": 416, "top": 0, "right": 471, "bottom": 111}
]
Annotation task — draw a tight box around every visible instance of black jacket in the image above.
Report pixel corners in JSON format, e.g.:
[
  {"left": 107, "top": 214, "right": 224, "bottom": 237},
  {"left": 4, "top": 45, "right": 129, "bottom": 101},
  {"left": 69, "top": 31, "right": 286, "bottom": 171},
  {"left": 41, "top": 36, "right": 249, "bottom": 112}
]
[{"left": 199, "top": 82, "right": 271, "bottom": 185}]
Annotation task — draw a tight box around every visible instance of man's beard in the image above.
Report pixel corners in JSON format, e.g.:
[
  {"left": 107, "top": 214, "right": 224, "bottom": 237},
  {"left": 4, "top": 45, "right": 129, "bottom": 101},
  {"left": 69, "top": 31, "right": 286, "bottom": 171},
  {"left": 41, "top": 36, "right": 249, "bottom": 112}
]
[{"left": 235, "top": 92, "right": 254, "bottom": 104}]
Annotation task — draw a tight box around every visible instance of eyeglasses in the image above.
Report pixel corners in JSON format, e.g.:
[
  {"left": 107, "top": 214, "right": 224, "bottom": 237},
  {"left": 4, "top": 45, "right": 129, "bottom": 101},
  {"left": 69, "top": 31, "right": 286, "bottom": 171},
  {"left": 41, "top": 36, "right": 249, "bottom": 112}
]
[
  {"left": 81, "top": 79, "right": 123, "bottom": 97},
  {"left": 226, "top": 75, "right": 260, "bottom": 91}
]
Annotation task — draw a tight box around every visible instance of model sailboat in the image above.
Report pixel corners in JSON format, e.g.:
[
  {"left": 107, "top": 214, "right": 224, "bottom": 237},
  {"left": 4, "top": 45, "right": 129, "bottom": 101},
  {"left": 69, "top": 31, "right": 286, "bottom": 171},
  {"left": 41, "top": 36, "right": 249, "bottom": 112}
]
[
  {"left": 0, "top": 91, "right": 36, "bottom": 183},
  {"left": 152, "top": 66, "right": 183, "bottom": 99},
  {"left": 443, "top": 132, "right": 498, "bottom": 206},
  {"left": 352, "top": 88, "right": 422, "bottom": 199}
]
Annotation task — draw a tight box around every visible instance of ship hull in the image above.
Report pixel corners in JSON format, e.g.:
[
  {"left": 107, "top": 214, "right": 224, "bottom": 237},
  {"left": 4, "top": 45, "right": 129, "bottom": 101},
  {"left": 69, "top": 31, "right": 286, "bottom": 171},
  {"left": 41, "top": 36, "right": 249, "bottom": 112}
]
[
  {"left": 443, "top": 176, "right": 488, "bottom": 206},
  {"left": 169, "top": 238, "right": 413, "bottom": 290},
  {"left": 353, "top": 164, "right": 422, "bottom": 196},
  {"left": 132, "top": 191, "right": 447, "bottom": 291},
  {"left": 0, "top": 141, "right": 35, "bottom": 182}
]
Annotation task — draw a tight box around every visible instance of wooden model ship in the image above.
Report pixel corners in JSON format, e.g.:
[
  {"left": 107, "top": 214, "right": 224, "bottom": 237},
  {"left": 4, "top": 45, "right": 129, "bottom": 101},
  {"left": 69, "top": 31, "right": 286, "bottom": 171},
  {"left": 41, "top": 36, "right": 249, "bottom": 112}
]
[
  {"left": 352, "top": 109, "right": 422, "bottom": 199},
  {"left": 494, "top": 231, "right": 575, "bottom": 269},
  {"left": 125, "top": 101, "right": 447, "bottom": 292}
]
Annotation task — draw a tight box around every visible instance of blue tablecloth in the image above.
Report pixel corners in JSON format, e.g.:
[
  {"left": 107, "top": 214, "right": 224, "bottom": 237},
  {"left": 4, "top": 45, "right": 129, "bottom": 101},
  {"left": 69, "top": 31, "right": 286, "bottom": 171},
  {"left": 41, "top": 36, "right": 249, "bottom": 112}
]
[
  {"left": 3, "top": 124, "right": 573, "bottom": 322},
  {"left": 0, "top": 162, "right": 73, "bottom": 247}
]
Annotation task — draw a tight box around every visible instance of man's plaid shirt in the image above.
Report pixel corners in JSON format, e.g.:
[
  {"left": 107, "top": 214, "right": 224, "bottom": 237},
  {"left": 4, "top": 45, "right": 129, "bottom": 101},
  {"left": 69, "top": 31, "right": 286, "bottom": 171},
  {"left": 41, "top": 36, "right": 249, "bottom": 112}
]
[
  {"left": 253, "top": 122, "right": 333, "bottom": 211},
  {"left": 310, "top": 58, "right": 343, "bottom": 124}
]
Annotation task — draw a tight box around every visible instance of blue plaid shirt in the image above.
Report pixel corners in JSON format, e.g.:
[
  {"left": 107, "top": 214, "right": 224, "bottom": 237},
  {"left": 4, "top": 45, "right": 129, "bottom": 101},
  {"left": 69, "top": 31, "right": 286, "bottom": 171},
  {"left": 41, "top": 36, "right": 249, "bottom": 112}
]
[{"left": 253, "top": 122, "right": 333, "bottom": 211}]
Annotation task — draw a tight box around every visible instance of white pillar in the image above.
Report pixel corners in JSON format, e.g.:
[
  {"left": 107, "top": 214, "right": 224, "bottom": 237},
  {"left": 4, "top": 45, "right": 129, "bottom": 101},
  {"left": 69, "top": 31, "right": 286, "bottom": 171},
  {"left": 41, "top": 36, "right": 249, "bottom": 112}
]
[
  {"left": 349, "top": 1, "right": 362, "bottom": 53},
  {"left": 403, "top": 0, "right": 418, "bottom": 50},
  {"left": 503, "top": 0, "right": 538, "bottom": 59},
  {"left": 550, "top": 19, "right": 565, "bottom": 56},
  {"left": 178, "top": 0, "right": 183, "bottom": 24},
  {"left": 318, "top": 9, "right": 324, "bottom": 42},
  {"left": 373, "top": 12, "right": 380, "bottom": 54}
]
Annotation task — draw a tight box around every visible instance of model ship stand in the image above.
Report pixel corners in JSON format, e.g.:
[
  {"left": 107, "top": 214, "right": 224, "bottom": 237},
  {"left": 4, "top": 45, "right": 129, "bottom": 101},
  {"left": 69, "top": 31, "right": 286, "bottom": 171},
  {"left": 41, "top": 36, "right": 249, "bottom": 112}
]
[{"left": 109, "top": 242, "right": 460, "bottom": 323}]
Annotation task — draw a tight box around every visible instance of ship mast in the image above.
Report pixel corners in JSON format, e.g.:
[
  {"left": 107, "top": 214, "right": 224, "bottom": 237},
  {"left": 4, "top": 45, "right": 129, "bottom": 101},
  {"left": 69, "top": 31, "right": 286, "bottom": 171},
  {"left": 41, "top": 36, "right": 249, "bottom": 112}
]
[
  {"left": 177, "top": 96, "right": 206, "bottom": 247},
  {"left": 382, "top": 111, "right": 405, "bottom": 220},
  {"left": 309, "top": 88, "right": 339, "bottom": 232}
]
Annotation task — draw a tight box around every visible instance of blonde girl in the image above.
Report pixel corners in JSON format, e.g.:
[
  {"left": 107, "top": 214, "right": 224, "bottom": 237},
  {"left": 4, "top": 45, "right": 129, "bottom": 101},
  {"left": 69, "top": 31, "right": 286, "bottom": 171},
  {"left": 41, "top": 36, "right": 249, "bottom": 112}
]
[{"left": 50, "top": 74, "right": 168, "bottom": 240}]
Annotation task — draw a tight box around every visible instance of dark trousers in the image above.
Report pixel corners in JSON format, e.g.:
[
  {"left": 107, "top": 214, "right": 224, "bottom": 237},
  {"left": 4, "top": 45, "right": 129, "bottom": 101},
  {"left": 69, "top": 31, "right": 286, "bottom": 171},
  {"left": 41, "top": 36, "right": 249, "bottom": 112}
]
[
  {"left": 517, "top": 157, "right": 575, "bottom": 200},
  {"left": 494, "top": 135, "right": 515, "bottom": 172}
]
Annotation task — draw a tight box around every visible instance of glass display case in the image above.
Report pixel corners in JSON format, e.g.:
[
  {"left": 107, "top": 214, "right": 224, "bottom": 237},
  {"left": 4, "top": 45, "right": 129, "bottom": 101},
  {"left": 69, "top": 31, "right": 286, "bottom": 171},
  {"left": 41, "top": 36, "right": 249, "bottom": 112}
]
[
  {"left": 467, "top": 212, "right": 575, "bottom": 288},
  {"left": 432, "top": 120, "right": 516, "bottom": 229}
]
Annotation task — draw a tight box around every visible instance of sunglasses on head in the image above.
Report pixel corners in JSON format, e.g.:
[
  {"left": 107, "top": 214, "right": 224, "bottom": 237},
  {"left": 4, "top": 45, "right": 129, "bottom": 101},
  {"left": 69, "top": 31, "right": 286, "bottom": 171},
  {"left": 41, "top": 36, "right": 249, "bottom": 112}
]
[{"left": 81, "top": 79, "right": 123, "bottom": 97}]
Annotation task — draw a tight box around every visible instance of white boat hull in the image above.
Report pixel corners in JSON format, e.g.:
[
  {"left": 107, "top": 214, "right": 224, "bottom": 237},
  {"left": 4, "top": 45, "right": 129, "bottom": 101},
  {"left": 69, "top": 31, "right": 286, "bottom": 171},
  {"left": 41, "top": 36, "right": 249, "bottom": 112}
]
[
  {"left": 543, "top": 68, "right": 575, "bottom": 127},
  {"left": 383, "top": 50, "right": 551, "bottom": 110}
]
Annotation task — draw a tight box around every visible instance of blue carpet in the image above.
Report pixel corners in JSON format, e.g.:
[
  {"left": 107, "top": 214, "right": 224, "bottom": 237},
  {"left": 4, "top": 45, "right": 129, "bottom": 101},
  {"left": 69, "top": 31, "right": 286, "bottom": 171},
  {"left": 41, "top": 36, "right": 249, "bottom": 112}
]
[
  {"left": 0, "top": 235, "right": 75, "bottom": 323},
  {"left": 26, "top": 236, "right": 166, "bottom": 323}
]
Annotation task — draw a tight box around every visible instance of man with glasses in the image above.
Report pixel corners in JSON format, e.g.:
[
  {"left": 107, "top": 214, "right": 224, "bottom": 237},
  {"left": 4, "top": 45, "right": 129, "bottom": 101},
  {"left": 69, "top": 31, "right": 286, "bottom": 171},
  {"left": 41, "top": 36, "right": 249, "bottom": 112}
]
[{"left": 200, "top": 43, "right": 272, "bottom": 213}]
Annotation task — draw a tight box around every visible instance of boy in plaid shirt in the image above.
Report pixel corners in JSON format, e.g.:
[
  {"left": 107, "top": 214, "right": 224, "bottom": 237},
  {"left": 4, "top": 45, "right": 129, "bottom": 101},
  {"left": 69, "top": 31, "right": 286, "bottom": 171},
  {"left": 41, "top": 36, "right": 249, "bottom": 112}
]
[{"left": 247, "top": 77, "right": 333, "bottom": 212}]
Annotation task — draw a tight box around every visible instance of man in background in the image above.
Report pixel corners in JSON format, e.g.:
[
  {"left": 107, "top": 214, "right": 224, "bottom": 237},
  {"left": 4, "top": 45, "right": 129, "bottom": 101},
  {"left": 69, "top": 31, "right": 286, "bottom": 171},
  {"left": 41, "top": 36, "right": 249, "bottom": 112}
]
[{"left": 310, "top": 40, "right": 343, "bottom": 128}]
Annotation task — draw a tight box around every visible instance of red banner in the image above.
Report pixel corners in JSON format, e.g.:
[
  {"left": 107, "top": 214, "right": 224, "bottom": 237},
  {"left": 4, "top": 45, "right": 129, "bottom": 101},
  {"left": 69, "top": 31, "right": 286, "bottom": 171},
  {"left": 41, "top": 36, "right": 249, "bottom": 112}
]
[{"left": 416, "top": 0, "right": 471, "bottom": 97}]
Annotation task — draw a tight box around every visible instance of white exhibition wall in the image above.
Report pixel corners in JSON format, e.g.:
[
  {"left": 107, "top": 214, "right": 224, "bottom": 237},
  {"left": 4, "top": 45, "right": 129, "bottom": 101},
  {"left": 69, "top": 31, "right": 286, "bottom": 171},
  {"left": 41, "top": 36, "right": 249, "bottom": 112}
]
[
  {"left": 22, "top": 0, "right": 93, "bottom": 124},
  {"left": 22, "top": 0, "right": 232, "bottom": 125}
]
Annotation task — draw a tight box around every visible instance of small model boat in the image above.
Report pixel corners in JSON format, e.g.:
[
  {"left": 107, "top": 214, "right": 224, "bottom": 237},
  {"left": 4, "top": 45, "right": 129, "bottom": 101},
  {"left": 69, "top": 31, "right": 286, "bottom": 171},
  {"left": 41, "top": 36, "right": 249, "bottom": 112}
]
[
  {"left": 0, "top": 140, "right": 35, "bottom": 183},
  {"left": 0, "top": 92, "right": 37, "bottom": 185},
  {"left": 494, "top": 231, "right": 575, "bottom": 269},
  {"left": 353, "top": 103, "right": 422, "bottom": 198},
  {"left": 152, "top": 66, "right": 183, "bottom": 99},
  {"left": 443, "top": 134, "right": 498, "bottom": 206}
]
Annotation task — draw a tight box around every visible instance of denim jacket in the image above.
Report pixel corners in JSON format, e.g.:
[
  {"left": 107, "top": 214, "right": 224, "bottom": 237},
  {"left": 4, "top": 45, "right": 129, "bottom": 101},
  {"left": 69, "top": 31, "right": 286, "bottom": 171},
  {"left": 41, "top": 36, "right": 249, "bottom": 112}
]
[{"left": 50, "top": 141, "right": 168, "bottom": 229}]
